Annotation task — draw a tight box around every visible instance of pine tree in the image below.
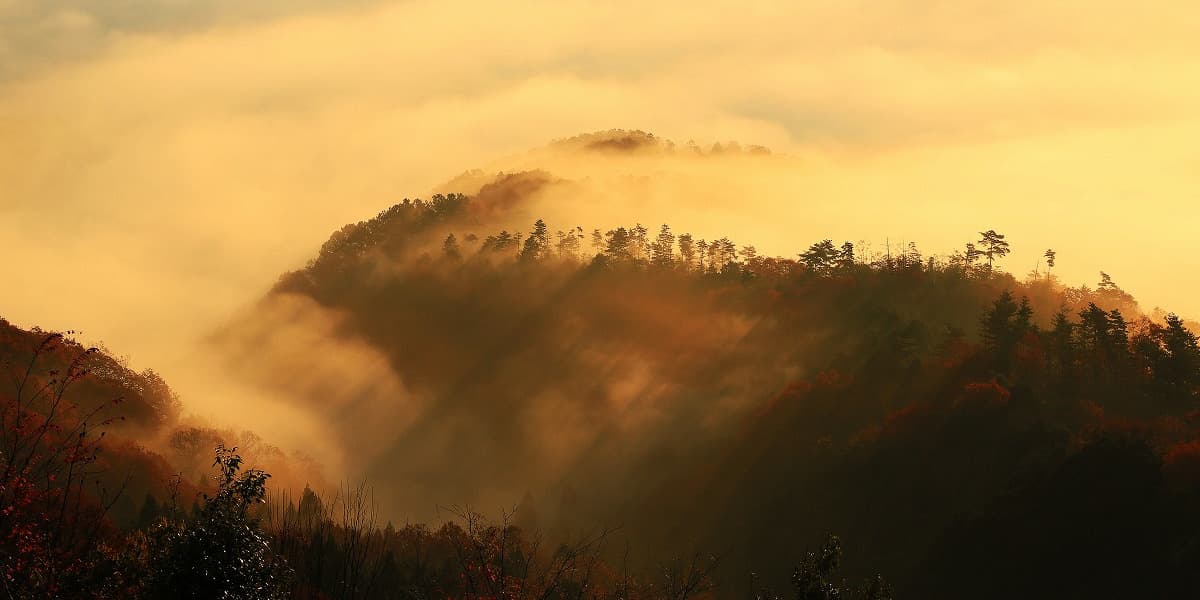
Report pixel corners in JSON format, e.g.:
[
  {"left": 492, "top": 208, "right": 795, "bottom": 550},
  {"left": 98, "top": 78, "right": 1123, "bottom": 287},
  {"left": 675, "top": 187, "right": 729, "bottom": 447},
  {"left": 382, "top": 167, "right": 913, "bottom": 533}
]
[
  {"left": 905, "top": 241, "right": 922, "bottom": 268},
  {"left": 800, "top": 240, "right": 839, "bottom": 275},
  {"left": 678, "top": 233, "right": 696, "bottom": 270},
  {"left": 741, "top": 245, "right": 758, "bottom": 264},
  {"left": 981, "top": 290, "right": 1020, "bottom": 370},
  {"left": 520, "top": 219, "right": 550, "bottom": 261},
  {"left": 553, "top": 226, "right": 583, "bottom": 260},
  {"left": 631, "top": 223, "right": 649, "bottom": 261},
  {"left": 652, "top": 224, "right": 675, "bottom": 267},
  {"left": 838, "top": 241, "right": 855, "bottom": 270},
  {"left": 442, "top": 234, "right": 461, "bottom": 260},
  {"left": 1098, "top": 272, "right": 1122, "bottom": 294},
  {"left": 964, "top": 243, "right": 982, "bottom": 272},
  {"left": 714, "top": 237, "right": 738, "bottom": 272},
  {"left": 1162, "top": 314, "right": 1200, "bottom": 387},
  {"left": 977, "top": 230, "right": 1011, "bottom": 272},
  {"left": 605, "top": 227, "right": 633, "bottom": 261},
  {"left": 1049, "top": 307, "right": 1076, "bottom": 376},
  {"left": 590, "top": 229, "right": 604, "bottom": 255}
]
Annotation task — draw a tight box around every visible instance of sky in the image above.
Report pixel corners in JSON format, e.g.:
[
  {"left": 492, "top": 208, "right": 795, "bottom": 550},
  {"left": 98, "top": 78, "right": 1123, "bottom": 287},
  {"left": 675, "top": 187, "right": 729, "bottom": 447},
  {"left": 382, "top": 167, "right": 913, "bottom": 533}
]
[{"left": 2, "top": 0, "right": 1200, "bottom": 407}]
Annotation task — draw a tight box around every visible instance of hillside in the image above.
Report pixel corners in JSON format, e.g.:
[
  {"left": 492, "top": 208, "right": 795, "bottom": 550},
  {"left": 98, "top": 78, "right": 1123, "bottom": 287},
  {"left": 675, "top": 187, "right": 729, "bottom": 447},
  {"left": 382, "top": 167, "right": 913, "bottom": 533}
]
[
  {"left": 204, "top": 140, "right": 1200, "bottom": 597},
  {"left": 4, "top": 131, "right": 1200, "bottom": 597}
]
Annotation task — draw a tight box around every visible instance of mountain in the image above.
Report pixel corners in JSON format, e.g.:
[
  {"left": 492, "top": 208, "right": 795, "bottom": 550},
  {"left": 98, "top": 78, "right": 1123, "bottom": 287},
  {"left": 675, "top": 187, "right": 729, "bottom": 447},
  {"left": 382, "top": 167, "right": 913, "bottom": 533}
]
[
  {"left": 4, "top": 131, "right": 1199, "bottom": 597},
  {"left": 207, "top": 131, "right": 1200, "bottom": 597}
]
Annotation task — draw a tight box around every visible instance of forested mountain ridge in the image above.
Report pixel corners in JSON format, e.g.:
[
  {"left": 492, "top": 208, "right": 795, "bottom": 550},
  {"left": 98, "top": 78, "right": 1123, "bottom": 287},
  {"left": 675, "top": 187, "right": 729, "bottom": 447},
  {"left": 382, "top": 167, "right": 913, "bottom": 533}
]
[
  {"left": 208, "top": 149, "right": 1200, "bottom": 597},
  {"left": 5, "top": 131, "right": 1200, "bottom": 597}
]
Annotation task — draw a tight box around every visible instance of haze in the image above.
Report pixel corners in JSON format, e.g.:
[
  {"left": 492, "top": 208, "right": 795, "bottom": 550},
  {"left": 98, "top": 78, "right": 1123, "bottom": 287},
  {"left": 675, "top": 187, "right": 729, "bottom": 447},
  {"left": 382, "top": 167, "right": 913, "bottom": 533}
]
[{"left": 3, "top": 0, "right": 1199, "bottom": 427}]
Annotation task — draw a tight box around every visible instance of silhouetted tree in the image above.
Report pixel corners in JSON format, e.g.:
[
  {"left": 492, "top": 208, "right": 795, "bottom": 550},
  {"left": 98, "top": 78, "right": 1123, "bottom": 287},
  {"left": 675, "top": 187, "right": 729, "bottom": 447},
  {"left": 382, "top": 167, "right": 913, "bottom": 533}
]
[
  {"left": 1098, "top": 272, "right": 1119, "bottom": 293},
  {"left": 442, "top": 234, "right": 461, "bottom": 261},
  {"left": 982, "top": 290, "right": 1023, "bottom": 371},
  {"left": 977, "top": 230, "right": 1010, "bottom": 272},
  {"left": 605, "top": 227, "right": 634, "bottom": 262},
  {"left": 800, "top": 240, "right": 839, "bottom": 275},
  {"left": 520, "top": 219, "right": 550, "bottom": 262},
  {"left": 1162, "top": 314, "right": 1200, "bottom": 388},
  {"left": 742, "top": 245, "right": 759, "bottom": 265},
  {"left": 481, "top": 231, "right": 518, "bottom": 254},
  {"left": 140, "top": 445, "right": 289, "bottom": 599},
  {"left": 904, "top": 241, "right": 922, "bottom": 269},
  {"left": 789, "top": 535, "right": 893, "bottom": 600},
  {"left": 632, "top": 223, "right": 650, "bottom": 261},
  {"left": 838, "top": 242, "right": 856, "bottom": 271},
  {"left": 678, "top": 233, "right": 696, "bottom": 270},
  {"left": 652, "top": 224, "right": 676, "bottom": 268},
  {"left": 1048, "top": 308, "right": 1076, "bottom": 378},
  {"left": 963, "top": 243, "right": 982, "bottom": 273},
  {"left": 792, "top": 535, "right": 842, "bottom": 600},
  {"left": 555, "top": 227, "right": 583, "bottom": 260}
]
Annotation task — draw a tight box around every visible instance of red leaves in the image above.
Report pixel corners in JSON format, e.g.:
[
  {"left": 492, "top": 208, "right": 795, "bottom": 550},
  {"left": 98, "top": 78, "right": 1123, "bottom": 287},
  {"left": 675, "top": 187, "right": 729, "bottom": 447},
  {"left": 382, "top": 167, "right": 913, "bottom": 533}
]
[
  {"left": 957, "top": 380, "right": 1011, "bottom": 408},
  {"left": 761, "top": 370, "right": 852, "bottom": 417}
]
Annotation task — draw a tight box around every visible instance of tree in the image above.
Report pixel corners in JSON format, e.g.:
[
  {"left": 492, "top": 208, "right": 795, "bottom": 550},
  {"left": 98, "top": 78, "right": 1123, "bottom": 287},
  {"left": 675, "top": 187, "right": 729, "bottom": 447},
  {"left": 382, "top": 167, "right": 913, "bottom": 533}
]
[
  {"left": 590, "top": 229, "right": 604, "bottom": 255},
  {"left": 1108, "top": 308, "right": 1129, "bottom": 344},
  {"left": 838, "top": 242, "right": 856, "bottom": 271},
  {"left": 1098, "top": 271, "right": 1120, "bottom": 293},
  {"left": 792, "top": 535, "right": 842, "bottom": 600},
  {"left": 963, "top": 243, "right": 982, "bottom": 272},
  {"left": 1048, "top": 308, "right": 1076, "bottom": 377},
  {"left": 1161, "top": 313, "right": 1200, "bottom": 388},
  {"left": 1016, "top": 297, "right": 1034, "bottom": 333},
  {"left": 1077, "top": 303, "right": 1131, "bottom": 378},
  {"left": 520, "top": 219, "right": 550, "bottom": 262},
  {"left": 631, "top": 223, "right": 650, "bottom": 261},
  {"left": 977, "top": 230, "right": 1011, "bottom": 272},
  {"left": 711, "top": 237, "right": 738, "bottom": 273},
  {"left": 741, "top": 245, "right": 758, "bottom": 265},
  {"left": 904, "top": 241, "right": 922, "bottom": 269},
  {"left": 140, "top": 445, "right": 289, "bottom": 599},
  {"left": 800, "top": 240, "right": 839, "bottom": 275},
  {"left": 555, "top": 227, "right": 583, "bottom": 260},
  {"left": 604, "top": 227, "right": 634, "bottom": 261},
  {"left": 0, "top": 334, "right": 122, "bottom": 597},
  {"left": 678, "top": 233, "right": 696, "bottom": 270},
  {"left": 981, "top": 290, "right": 1023, "bottom": 371},
  {"left": 789, "top": 535, "right": 893, "bottom": 600},
  {"left": 1044, "top": 249, "right": 1056, "bottom": 280},
  {"left": 481, "top": 231, "right": 517, "bottom": 254},
  {"left": 1077, "top": 303, "right": 1110, "bottom": 354},
  {"left": 652, "top": 224, "right": 676, "bottom": 268},
  {"left": 442, "top": 234, "right": 461, "bottom": 261}
]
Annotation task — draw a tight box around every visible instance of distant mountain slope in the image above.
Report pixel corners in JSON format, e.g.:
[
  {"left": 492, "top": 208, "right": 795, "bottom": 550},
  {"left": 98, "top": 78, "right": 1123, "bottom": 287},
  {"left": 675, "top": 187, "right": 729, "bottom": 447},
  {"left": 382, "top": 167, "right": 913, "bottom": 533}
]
[
  {"left": 0, "top": 317, "right": 318, "bottom": 531},
  {"left": 213, "top": 131, "right": 1200, "bottom": 596}
]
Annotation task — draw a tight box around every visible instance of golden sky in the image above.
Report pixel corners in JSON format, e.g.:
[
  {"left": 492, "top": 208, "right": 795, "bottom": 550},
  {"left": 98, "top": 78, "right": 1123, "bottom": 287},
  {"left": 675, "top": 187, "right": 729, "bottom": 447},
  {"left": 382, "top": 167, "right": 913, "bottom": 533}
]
[{"left": 2, "top": 0, "right": 1200, "bottom": 377}]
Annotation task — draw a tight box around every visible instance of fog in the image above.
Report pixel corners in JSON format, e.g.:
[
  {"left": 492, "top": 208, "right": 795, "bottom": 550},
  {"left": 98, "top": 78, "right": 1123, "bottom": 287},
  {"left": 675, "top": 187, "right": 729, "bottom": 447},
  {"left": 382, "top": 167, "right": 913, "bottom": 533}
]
[{"left": 3, "top": 0, "right": 1200, "bottom": 493}]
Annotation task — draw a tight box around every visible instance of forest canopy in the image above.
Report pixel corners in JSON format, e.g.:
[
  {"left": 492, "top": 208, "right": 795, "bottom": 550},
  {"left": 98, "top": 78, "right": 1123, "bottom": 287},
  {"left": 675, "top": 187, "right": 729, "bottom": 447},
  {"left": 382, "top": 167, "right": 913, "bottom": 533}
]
[{"left": 4, "top": 157, "right": 1200, "bottom": 597}]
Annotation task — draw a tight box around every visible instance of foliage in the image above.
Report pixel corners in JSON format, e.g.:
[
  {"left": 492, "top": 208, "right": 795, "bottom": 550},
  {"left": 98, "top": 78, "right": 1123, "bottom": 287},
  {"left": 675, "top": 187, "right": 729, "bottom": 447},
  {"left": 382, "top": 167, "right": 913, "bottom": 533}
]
[
  {"left": 7, "top": 181, "right": 1200, "bottom": 597},
  {"left": 135, "top": 444, "right": 289, "bottom": 599}
]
